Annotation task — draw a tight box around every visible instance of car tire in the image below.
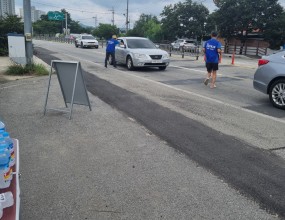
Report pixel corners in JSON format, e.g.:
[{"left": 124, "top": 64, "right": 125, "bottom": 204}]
[
  {"left": 95, "top": 45, "right": 98, "bottom": 49},
  {"left": 159, "top": 66, "right": 167, "bottom": 70},
  {"left": 75, "top": 42, "right": 78, "bottom": 48},
  {"left": 127, "top": 56, "right": 134, "bottom": 71},
  {"left": 269, "top": 79, "right": 285, "bottom": 110}
]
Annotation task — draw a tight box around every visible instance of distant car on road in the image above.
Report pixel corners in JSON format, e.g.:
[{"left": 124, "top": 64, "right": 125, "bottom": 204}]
[
  {"left": 115, "top": 37, "right": 170, "bottom": 70},
  {"left": 171, "top": 39, "right": 197, "bottom": 49},
  {"left": 75, "top": 34, "right": 98, "bottom": 49},
  {"left": 253, "top": 50, "right": 285, "bottom": 109}
]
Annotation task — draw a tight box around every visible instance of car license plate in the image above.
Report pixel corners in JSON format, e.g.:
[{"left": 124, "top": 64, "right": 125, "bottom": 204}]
[{"left": 152, "top": 60, "right": 162, "bottom": 63}]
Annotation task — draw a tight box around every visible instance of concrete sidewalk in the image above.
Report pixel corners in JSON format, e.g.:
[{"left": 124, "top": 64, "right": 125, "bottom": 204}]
[{"left": 0, "top": 56, "right": 275, "bottom": 219}]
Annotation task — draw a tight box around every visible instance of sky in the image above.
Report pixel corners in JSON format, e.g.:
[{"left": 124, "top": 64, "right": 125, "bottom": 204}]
[
  {"left": 14, "top": 0, "right": 217, "bottom": 28},
  {"left": 15, "top": 0, "right": 285, "bottom": 29}
]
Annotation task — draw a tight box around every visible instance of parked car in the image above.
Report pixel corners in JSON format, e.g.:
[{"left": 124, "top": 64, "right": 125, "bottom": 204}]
[
  {"left": 115, "top": 37, "right": 170, "bottom": 70},
  {"left": 172, "top": 39, "right": 197, "bottom": 49},
  {"left": 75, "top": 34, "right": 98, "bottom": 48},
  {"left": 253, "top": 50, "right": 285, "bottom": 109}
]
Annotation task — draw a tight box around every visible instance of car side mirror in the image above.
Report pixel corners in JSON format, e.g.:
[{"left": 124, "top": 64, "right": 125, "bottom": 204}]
[{"left": 156, "top": 44, "right": 160, "bottom": 48}]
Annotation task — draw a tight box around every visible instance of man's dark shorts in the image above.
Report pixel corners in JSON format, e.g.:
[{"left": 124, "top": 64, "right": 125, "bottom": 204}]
[{"left": 206, "top": 62, "right": 219, "bottom": 72}]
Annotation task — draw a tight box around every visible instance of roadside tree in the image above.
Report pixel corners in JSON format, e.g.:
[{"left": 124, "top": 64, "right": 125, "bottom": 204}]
[
  {"left": 92, "top": 23, "right": 119, "bottom": 40},
  {"left": 212, "top": 0, "right": 284, "bottom": 49},
  {"left": 0, "top": 15, "right": 23, "bottom": 55},
  {"left": 160, "top": 0, "right": 209, "bottom": 41}
]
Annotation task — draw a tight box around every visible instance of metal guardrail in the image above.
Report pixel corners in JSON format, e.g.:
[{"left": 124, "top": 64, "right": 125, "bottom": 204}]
[
  {"left": 158, "top": 44, "right": 201, "bottom": 60},
  {"left": 34, "top": 37, "right": 202, "bottom": 59},
  {"left": 34, "top": 36, "right": 107, "bottom": 48},
  {"left": 224, "top": 44, "right": 268, "bottom": 57}
]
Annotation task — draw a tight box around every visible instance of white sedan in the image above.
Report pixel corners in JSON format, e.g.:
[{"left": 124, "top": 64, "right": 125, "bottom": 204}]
[{"left": 75, "top": 34, "right": 99, "bottom": 49}]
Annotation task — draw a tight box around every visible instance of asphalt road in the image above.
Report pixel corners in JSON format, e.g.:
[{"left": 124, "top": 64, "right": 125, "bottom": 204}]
[{"left": 18, "top": 40, "right": 285, "bottom": 218}]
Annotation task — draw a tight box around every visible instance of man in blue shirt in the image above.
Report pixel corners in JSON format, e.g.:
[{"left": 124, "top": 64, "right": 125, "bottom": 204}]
[
  {"left": 105, "top": 35, "right": 119, "bottom": 68},
  {"left": 203, "top": 31, "right": 222, "bottom": 89}
]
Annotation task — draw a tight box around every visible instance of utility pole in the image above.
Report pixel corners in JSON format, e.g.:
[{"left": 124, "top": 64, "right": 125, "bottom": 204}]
[
  {"left": 111, "top": 7, "right": 114, "bottom": 26},
  {"left": 23, "top": 0, "right": 33, "bottom": 65},
  {"left": 92, "top": 16, "right": 97, "bottom": 28},
  {"left": 65, "top": 13, "right": 68, "bottom": 37},
  {"left": 126, "top": 0, "right": 129, "bottom": 33}
]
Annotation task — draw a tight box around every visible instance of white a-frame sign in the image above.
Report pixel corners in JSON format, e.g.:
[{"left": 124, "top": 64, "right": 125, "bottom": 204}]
[{"left": 44, "top": 60, "right": 92, "bottom": 119}]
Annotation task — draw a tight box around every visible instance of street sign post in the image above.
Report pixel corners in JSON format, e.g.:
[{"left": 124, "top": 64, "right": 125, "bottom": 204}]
[{"left": 48, "top": 11, "right": 65, "bottom": 21}]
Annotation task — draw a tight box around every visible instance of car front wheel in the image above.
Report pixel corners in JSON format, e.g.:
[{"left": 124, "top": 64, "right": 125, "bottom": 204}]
[
  {"left": 127, "top": 56, "right": 134, "bottom": 71},
  {"left": 269, "top": 79, "right": 285, "bottom": 110}
]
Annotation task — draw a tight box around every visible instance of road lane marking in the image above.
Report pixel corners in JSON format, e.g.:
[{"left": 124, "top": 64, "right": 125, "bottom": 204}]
[{"left": 58, "top": 52, "right": 285, "bottom": 125}]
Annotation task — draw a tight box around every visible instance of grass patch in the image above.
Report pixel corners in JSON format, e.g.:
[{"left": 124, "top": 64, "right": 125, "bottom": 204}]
[{"left": 6, "top": 63, "right": 49, "bottom": 76}]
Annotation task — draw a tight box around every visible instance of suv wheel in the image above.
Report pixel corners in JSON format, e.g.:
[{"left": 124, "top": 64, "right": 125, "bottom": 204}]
[{"left": 269, "top": 79, "right": 285, "bottom": 110}]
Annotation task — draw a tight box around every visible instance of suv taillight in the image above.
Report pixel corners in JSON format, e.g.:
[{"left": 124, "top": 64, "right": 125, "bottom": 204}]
[{"left": 258, "top": 59, "right": 269, "bottom": 66}]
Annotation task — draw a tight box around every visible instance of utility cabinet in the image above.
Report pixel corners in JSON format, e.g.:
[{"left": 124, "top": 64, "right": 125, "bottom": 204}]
[{"left": 7, "top": 34, "right": 26, "bottom": 65}]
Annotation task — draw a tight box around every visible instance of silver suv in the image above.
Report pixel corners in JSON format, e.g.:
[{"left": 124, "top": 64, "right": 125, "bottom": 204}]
[{"left": 171, "top": 39, "right": 197, "bottom": 49}]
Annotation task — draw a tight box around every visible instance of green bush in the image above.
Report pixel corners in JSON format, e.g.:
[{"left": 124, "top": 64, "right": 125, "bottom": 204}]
[{"left": 6, "top": 63, "right": 49, "bottom": 76}]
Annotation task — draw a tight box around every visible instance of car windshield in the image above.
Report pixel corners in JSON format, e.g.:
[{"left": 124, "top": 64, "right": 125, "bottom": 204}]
[
  {"left": 185, "top": 41, "right": 195, "bottom": 44},
  {"left": 126, "top": 39, "right": 156, "bottom": 49},
  {"left": 82, "top": 36, "right": 95, "bottom": 40}
]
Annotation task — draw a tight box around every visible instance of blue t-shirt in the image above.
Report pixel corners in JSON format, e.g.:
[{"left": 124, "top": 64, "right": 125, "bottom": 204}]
[
  {"left": 204, "top": 38, "right": 221, "bottom": 63},
  {"left": 106, "top": 38, "right": 119, "bottom": 52}
]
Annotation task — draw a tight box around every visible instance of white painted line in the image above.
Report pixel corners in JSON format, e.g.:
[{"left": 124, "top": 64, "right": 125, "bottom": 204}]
[
  {"left": 170, "top": 65, "right": 223, "bottom": 76},
  {"left": 60, "top": 52, "right": 285, "bottom": 125}
]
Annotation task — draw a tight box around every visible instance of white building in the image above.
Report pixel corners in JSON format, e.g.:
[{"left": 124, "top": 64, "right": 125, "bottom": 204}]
[
  {"left": 19, "top": 6, "right": 45, "bottom": 22},
  {"left": 0, "top": 0, "right": 16, "bottom": 17}
]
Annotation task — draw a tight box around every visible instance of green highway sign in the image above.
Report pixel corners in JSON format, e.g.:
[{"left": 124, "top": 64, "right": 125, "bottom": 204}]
[{"left": 48, "top": 11, "right": 65, "bottom": 21}]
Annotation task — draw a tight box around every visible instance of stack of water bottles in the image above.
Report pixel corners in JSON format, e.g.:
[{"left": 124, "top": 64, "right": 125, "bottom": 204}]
[{"left": 0, "top": 120, "right": 15, "bottom": 218}]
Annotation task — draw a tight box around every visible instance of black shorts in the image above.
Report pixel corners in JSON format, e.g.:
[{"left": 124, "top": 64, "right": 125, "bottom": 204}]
[{"left": 206, "top": 62, "right": 219, "bottom": 72}]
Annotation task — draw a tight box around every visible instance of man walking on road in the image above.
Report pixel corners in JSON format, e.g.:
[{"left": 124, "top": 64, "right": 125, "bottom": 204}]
[
  {"left": 203, "top": 31, "right": 222, "bottom": 89},
  {"left": 105, "top": 35, "right": 119, "bottom": 68}
]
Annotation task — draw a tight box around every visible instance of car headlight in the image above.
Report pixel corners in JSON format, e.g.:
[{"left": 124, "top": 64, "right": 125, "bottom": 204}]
[
  {"left": 162, "top": 54, "right": 169, "bottom": 59},
  {"left": 134, "top": 53, "right": 148, "bottom": 59}
]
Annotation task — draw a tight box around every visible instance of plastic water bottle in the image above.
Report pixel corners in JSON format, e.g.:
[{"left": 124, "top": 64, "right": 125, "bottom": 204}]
[
  {"left": 0, "top": 133, "right": 15, "bottom": 167},
  {"left": 0, "top": 152, "right": 11, "bottom": 189},
  {"left": 0, "top": 121, "right": 5, "bottom": 131},
  {"left": 0, "top": 192, "right": 14, "bottom": 209},
  {"left": 0, "top": 202, "right": 3, "bottom": 219}
]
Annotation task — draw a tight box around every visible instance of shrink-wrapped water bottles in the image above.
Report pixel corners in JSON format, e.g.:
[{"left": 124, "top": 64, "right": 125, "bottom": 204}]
[{"left": 0, "top": 122, "right": 5, "bottom": 132}]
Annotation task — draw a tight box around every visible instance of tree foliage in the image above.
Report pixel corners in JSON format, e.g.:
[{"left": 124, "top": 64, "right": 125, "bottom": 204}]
[
  {"left": 0, "top": 15, "right": 23, "bottom": 56},
  {"left": 160, "top": 0, "right": 209, "bottom": 41},
  {"left": 263, "top": 11, "right": 285, "bottom": 49},
  {"left": 0, "top": 15, "right": 23, "bottom": 35},
  {"left": 126, "top": 14, "right": 162, "bottom": 41},
  {"left": 212, "top": 0, "right": 284, "bottom": 40},
  {"left": 92, "top": 23, "right": 119, "bottom": 39},
  {"left": 33, "top": 9, "right": 89, "bottom": 36}
]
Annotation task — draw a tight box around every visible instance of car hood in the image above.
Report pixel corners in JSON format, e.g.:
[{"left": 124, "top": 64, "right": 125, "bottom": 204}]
[{"left": 127, "top": 48, "right": 168, "bottom": 55}]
